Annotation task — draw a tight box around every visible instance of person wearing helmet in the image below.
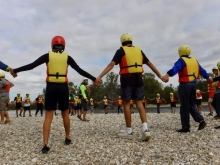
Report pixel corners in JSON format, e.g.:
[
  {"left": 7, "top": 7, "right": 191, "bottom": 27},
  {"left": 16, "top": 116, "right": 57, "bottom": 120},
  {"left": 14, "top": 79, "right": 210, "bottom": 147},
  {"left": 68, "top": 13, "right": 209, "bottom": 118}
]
[
  {"left": 161, "top": 45, "right": 211, "bottom": 132},
  {"left": 207, "top": 67, "right": 219, "bottom": 116},
  {"left": 166, "top": 93, "right": 178, "bottom": 113},
  {"left": 96, "top": 96, "right": 109, "bottom": 114},
  {"left": 77, "top": 78, "right": 90, "bottom": 121},
  {"left": 11, "top": 35, "right": 98, "bottom": 153},
  {"left": 68, "top": 93, "right": 75, "bottom": 116},
  {"left": 149, "top": 93, "right": 166, "bottom": 113},
  {"left": 23, "top": 93, "right": 32, "bottom": 117},
  {"left": 196, "top": 89, "right": 205, "bottom": 113},
  {"left": 14, "top": 93, "right": 23, "bottom": 117},
  {"left": 0, "top": 72, "right": 14, "bottom": 124},
  {"left": 35, "top": 93, "right": 44, "bottom": 116},
  {"left": 112, "top": 96, "right": 123, "bottom": 114},
  {"left": 89, "top": 98, "right": 95, "bottom": 114},
  {"left": 96, "top": 33, "right": 162, "bottom": 141},
  {"left": 211, "top": 64, "right": 220, "bottom": 122}
]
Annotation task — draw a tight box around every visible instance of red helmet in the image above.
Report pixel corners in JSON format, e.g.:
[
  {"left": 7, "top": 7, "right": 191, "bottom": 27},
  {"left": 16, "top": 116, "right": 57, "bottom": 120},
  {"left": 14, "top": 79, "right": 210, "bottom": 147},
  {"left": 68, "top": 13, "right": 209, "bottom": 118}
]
[{"left": 51, "top": 36, "right": 66, "bottom": 48}]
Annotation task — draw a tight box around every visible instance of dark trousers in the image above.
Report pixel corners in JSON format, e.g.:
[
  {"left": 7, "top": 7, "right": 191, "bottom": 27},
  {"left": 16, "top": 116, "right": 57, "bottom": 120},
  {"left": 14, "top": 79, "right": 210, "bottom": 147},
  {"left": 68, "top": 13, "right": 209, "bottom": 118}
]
[
  {"left": 118, "top": 106, "right": 123, "bottom": 114},
  {"left": 212, "top": 93, "right": 220, "bottom": 116},
  {"left": 157, "top": 103, "right": 161, "bottom": 113},
  {"left": 178, "top": 82, "right": 204, "bottom": 129},
  {"left": 35, "top": 104, "right": 43, "bottom": 116}
]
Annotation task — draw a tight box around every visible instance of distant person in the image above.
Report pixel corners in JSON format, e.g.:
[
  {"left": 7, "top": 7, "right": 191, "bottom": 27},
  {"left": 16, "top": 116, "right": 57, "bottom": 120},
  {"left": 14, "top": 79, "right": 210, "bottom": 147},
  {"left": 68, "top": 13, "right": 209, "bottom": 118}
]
[
  {"left": 14, "top": 93, "right": 23, "bottom": 117},
  {"left": 97, "top": 96, "right": 109, "bottom": 114},
  {"left": 112, "top": 96, "right": 123, "bottom": 114},
  {"left": 167, "top": 93, "right": 178, "bottom": 113},
  {"left": 89, "top": 98, "right": 94, "bottom": 114},
  {"left": 0, "top": 72, "right": 14, "bottom": 124},
  {"left": 207, "top": 67, "right": 218, "bottom": 116},
  {"left": 149, "top": 93, "right": 166, "bottom": 114},
  {"left": 68, "top": 93, "right": 75, "bottom": 116},
  {"left": 196, "top": 89, "right": 205, "bottom": 113},
  {"left": 35, "top": 93, "right": 44, "bottom": 116},
  {"left": 23, "top": 93, "right": 32, "bottom": 117}
]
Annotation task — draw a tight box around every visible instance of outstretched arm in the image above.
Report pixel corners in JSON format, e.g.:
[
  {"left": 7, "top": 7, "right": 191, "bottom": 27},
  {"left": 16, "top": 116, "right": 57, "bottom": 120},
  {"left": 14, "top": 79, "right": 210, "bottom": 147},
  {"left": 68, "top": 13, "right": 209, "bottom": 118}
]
[
  {"left": 146, "top": 61, "right": 162, "bottom": 79},
  {"left": 96, "top": 61, "right": 115, "bottom": 84}
]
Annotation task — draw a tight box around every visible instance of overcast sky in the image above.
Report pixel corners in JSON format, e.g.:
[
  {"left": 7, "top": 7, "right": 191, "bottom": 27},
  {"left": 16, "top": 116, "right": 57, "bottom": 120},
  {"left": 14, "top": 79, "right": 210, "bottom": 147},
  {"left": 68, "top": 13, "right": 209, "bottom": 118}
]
[{"left": 1, "top": 0, "right": 220, "bottom": 101}]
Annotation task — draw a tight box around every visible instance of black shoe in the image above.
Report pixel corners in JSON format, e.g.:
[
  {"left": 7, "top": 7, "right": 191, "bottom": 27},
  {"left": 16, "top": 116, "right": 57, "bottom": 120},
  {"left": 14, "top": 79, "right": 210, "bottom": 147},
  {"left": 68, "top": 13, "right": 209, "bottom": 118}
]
[
  {"left": 213, "top": 115, "right": 220, "bottom": 120},
  {"left": 23, "top": 115, "right": 25, "bottom": 117},
  {"left": 41, "top": 145, "right": 50, "bottom": 154},
  {"left": 19, "top": 114, "right": 22, "bottom": 117},
  {"left": 198, "top": 121, "right": 207, "bottom": 130},
  {"left": 214, "top": 125, "right": 220, "bottom": 129},
  {"left": 177, "top": 129, "right": 190, "bottom": 133},
  {"left": 64, "top": 138, "right": 71, "bottom": 145},
  {"left": 207, "top": 113, "right": 213, "bottom": 116}
]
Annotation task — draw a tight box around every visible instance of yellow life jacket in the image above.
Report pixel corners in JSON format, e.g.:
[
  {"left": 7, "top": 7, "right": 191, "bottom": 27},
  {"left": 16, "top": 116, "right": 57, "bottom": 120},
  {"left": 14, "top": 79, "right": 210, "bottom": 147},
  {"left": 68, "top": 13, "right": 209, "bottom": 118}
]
[
  {"left": 16, "top": 97, "right": 22, "bottom": 103},
  {"left": 178, "top": 56, "right": 199, "bottom": 82},
  {"left": 119, "top": 46, "right": 143, "bottom": 74},
  {"left": 24, "top": 97, "right": 30, "bottom": 103},
  {"left": 37, "top": 97, "right": 43, "bottom": 104},
  {"left": 46, "top": 51, "right": 68, "bottom": 83}
]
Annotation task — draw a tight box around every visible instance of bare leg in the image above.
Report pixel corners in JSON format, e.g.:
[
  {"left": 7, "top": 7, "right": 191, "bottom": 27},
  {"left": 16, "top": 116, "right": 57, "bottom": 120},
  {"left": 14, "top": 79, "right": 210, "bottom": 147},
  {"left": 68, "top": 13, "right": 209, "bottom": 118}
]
[
  {"left": 16, "top": 109, "right": 18, "bottom": 117},
  {"left": 43, "top": 110, "right": 54, "bottom": 145},
  {"left": 208, "top": 102, "right": 213, "bottom": 114},
  {"left": 0, "top": 112, "right": 5, "bottom": 123},
  {"left": 136, "top": 101, "right": 147, "bottom": 123},
  {"left": 123, "top": 101, "right": 132, "bottom": 127},
  {"left": 61, "top": 109, "right": 70, "bottom": 139}
]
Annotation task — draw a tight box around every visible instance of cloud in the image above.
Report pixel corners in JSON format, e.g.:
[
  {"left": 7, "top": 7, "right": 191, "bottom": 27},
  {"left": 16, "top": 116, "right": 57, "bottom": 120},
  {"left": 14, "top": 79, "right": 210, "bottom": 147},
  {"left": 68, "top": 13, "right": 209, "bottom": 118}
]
[{"left": 1, "top": 0, "right": 220, "bottom": 100}]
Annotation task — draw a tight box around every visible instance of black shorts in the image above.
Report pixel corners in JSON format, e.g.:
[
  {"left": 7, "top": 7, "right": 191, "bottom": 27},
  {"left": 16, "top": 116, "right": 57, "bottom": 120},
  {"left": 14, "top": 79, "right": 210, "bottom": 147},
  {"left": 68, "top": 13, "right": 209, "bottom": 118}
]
[
  {"left": 24, "top": 106, "right": 30, "bottom": 110},
  {"left": 74, "top": 105, "right": 78, "bottom": 110},
  {"left": 170, "top": 102, "right": 176, "bottom": 107},
  {"left": 68, "top": 104, "right": 74, "bottom": 109},
  {"left": 15, "top": 103, "right": 22, "bottom": 109},
  {"left": 121, "top": 86, "right": 144, "bottom": 101},
  {"left": 81, "top": 99, "right": 88, "bottom": 111},
  {"left": 196, "top": 99, "right": 202, "bottom": 106},
  {"left": 104, "top": 105, "right": 108, "bottom": 109},
  {"left": 45, "top": 83, "right": 69, "bottom": 111}
]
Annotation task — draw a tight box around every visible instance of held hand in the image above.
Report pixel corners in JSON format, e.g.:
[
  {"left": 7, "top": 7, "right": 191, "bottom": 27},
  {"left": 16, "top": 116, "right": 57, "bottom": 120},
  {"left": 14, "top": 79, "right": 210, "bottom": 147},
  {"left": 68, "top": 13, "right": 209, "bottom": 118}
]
[
  {"left": 94, "top": 77, "right": 101, "bottom": 86},
  {"left": 9, "top": 67, "right": 17, "bottom": 78},
  {"left": 161, "top": 74, "right": 169, "bottom": 83}
]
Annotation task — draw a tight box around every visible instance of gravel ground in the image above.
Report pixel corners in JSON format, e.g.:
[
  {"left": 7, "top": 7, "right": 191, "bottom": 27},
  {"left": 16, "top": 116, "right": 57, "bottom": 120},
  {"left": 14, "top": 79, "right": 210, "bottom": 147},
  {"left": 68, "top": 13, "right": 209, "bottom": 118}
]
[{"left": 0, "top": 112, "right": 220, "bottom": 165}]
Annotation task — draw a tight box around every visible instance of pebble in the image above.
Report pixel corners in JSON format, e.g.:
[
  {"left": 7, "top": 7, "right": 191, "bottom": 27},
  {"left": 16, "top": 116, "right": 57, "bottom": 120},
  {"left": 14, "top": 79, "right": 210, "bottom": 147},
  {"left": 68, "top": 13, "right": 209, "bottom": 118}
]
[{"left": 0, "top": 112, "right": 219, "bottom": 164}]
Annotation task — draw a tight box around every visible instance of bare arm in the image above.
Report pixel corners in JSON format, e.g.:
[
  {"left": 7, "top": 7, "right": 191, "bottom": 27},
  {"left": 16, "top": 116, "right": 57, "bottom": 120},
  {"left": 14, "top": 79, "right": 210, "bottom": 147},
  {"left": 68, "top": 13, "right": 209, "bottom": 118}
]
[
  {"left": 146, "top": 61, "right": 162, "bottom": 79},
  {"left": 98, "top": 61, "right": 115, "bottom": 78}
]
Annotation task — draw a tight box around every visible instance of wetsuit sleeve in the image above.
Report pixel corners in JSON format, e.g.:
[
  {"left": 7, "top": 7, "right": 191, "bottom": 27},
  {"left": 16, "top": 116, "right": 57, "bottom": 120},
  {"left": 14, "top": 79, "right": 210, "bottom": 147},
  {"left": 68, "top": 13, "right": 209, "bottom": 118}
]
[
  {"left": 167, "top": 58, "right": 185, "bottom": 77},
  {"left": 0, "top": 61, "right": 9, "bottom": 71},
  {"left": 14, "top": 97, "right": 16, "bottom": 101},
  {"left": 213, "top": 76, "right": 220, "bottom": 82},
  {"left": 198, "top": 64, "right": 209, "bottom": 79},
  {"left": 13, "top": 54, "right": 48, "bottom": 73},
  {"left": 67, "top": 56, "right": 96, "bottom": 81}
]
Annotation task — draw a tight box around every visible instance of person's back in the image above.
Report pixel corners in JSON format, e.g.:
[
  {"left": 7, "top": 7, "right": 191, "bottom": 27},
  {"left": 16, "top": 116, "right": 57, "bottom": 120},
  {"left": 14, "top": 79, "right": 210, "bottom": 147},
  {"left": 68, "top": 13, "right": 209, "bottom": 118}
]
[
  {"left": 96, "top": 33, "right": 163, "bottom": 141},
  {"left": 162, "top": 45, "right": 209, "bottom": 132}
]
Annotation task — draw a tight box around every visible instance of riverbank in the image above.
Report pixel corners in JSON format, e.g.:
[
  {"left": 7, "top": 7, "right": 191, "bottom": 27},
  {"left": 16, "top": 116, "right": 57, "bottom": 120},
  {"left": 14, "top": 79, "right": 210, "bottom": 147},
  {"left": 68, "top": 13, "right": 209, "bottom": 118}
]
[{"left": 0, "top": 112, "right": 220, "bottom": 164}]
